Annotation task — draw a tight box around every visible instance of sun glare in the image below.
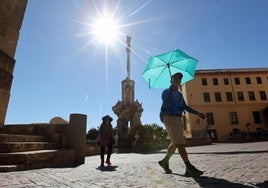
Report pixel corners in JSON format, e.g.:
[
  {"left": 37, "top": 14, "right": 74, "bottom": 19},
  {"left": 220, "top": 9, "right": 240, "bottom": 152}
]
[
  {"left": 73, "top": 0, "right": 154, "bottom": 56},
  {"left": 92, "top": 17, "right": 119, "bottom": 43}
]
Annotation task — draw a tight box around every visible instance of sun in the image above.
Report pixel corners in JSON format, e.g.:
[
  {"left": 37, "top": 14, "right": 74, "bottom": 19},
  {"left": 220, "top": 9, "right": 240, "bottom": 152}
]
[
  {"left": 73, "top": 1, "right": 154, "bottom": 54},
  {"left": 92, "top": 16, "right": 119, "bottom": 43}
]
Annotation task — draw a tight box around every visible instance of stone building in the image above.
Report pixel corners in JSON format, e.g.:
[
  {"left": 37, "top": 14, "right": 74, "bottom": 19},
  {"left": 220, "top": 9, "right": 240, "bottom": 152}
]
[
  {"left": 182, "top": 68, "right": 268, "bottom": 142},
  {"left": 112, "top": 36, "right": 143, "bottom": 139},
  {"left": 0, "top": 0, "right": 28, "bottom": 125}
]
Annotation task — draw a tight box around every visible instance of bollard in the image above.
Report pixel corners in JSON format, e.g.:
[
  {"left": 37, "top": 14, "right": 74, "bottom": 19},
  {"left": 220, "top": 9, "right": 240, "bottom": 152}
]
[{"left": 69, "top": 113, "right": 87, "bottom": 165}]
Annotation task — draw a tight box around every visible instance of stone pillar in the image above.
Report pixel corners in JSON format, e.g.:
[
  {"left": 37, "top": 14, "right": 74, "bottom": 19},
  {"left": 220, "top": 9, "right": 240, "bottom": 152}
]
[
  {"left": 0, "top": 53, "right": 15, "bottom": 126},
  {"left": 126, "top": 35, "right": 131, "bottom": 79},
  {"left": 0, "top": 0, "right": 28, "bottom": 125},
  {"left": 69, "top": 113, "right": 87, "bottom": 165}
]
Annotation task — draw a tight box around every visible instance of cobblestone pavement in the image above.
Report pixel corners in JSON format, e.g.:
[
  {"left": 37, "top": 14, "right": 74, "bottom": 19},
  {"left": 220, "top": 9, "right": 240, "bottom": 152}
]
[{"left": 0, "top": 141, "right": 267, "bottom": 188}]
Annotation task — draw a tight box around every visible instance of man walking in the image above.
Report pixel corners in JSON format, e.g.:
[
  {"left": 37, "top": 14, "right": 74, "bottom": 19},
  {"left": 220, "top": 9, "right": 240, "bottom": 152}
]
[{"left": 158, "top": 72, "right": 206, "bottom": 177}]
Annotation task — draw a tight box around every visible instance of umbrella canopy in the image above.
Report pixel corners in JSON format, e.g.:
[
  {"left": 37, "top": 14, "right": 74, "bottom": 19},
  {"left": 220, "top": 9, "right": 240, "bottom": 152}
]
[{"left": 142, "top": 49, "right": 198, "bottom": 89}]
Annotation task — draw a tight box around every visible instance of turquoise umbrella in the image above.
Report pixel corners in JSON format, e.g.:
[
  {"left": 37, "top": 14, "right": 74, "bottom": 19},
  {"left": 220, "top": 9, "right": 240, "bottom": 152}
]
[{"left": 142, "top": 49, "right": 198, "bottom": 88}]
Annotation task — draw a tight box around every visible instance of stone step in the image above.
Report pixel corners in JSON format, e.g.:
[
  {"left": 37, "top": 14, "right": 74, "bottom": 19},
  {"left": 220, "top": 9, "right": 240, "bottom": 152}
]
[
  {"left": 0, "top": 133, "right": 46, "bottom": 142},
  {"left": 0, "top": 142, "right": 55, "bottom": 153},
  {"left": 0, "top": 149, "right": 58, "bottom": 165},
  {"left": 0, "top": 149, "right": 76, "bottom": 172},
  {"left": 0, "top": 165, "right": 18, "bottom": 172},
  {"left": 0, "top": 125, "right": 34, "bottom": 135}
]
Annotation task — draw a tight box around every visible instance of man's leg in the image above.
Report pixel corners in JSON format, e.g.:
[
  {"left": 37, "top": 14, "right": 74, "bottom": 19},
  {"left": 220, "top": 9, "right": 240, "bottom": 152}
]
[
  {"left": 159, "top": 115, "right": 179, "bottom": 174},
  {"left": 158, "top": 143, "right": 176, "bottom": 173},
  {"left": 177, "top": 144, "right": 203, "bottom": 177},
  {"left": 177, "top": 144, "right": 189, "bottom": 162},
  {"left": 165, "top": 143, "right": 177, "bottom": 160}
]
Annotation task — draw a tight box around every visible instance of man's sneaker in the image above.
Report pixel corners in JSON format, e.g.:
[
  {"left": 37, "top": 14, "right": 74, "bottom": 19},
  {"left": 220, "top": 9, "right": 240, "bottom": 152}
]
[
  {"left": 106, "top": 160, "right": 112, "bottom": 166},
  {"left": 100, "top": 162, "right": 104, "bottom": 167},
  {"left": 185, "top": 165, "right": 203, "bottom": 177},
  {"left": 158, "top": 160, "right": 172, "bottom": 174}
]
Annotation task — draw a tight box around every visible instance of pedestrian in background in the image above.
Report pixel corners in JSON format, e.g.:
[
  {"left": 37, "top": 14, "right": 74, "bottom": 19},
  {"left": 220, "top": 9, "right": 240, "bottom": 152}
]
[
  {"left": 159, "top": 72, "right": 206, "bottom": 177},
  {"left": 97, "top": 115, "right": 115, "bottom": 167}
]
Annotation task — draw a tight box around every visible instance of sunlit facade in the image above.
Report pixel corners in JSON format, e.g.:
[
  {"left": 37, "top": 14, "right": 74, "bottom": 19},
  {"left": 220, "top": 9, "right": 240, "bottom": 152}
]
[{"left": 181, "top": 68, "right": 268, "bottom": 142}]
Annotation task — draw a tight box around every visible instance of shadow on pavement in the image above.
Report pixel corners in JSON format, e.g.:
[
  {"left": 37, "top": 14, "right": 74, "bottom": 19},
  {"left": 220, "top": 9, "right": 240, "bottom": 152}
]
[
  {"left": 170, "top": 172, "right": 185, "bottom": 177},
  {"left": 167, "top": 174, "right": 267, "bottom": 188},
  {"left": 193, "top": 176, "right": 263, "bottom": 188},
  {"left": 256, "top": 181, "right": 268, "bottom": 188},
  {"left": 188, "top": 150, "right": 268, "bottom": 155},
  {"left": 96, "top": 166, "right": 118, "bottom": 172},
  {"left": 140, "top": 150, "right": 268, "bottom": 155}
]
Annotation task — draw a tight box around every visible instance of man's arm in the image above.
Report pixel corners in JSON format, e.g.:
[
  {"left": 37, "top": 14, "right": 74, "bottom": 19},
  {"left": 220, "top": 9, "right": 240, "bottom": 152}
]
[{"left": 180, "top": 93, "right": 206, "bottom": 119}]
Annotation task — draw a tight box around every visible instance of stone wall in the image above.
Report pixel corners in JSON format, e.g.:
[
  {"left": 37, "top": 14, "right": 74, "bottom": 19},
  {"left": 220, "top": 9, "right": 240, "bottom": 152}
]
[
  {"left": 185, "top": 137, "right": 212, "bottom": 147},
  {"left": 0, "top": 113, "right": 87, "bottom": 167},
  {"left": 85, "top": 142, "right": 99, "bottom": 156},
  {"left": 84, "top": 137, "right": 212, "bottom": 156}
]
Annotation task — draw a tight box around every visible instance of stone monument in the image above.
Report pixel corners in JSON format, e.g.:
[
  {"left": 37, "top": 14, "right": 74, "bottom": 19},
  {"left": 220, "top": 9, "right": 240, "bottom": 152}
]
[{"left": 112, "top": 36, "right": 143, "bottom": 140}]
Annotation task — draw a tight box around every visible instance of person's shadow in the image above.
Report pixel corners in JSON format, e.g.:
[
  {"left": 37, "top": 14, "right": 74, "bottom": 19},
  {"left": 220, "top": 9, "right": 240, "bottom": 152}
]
[
  {"left": 96, "top": 165, "right": 118, "bottom": 172},
  {"left": 193, "top": 176, "right": 267, "bottom": 188},
  {"left": 172, "top": 174, "right": 267, "bottom": 188}
]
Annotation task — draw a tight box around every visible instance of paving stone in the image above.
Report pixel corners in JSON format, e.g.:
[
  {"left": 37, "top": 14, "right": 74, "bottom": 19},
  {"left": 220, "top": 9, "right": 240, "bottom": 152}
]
[{"left": 0, "top": 141, "right": 267, "bottom": 187}]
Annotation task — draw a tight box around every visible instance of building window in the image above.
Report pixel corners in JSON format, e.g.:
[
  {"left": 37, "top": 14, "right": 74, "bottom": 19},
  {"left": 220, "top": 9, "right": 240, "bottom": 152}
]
[
  {"left": 213, "top": 78, "right": 218, "bottom": 85},
  {"left": 206, "top": 113, "right": 215, "bottom": 125},
  {"left": 229, "top": 112, "right": 238, "bottom": 124},
  {"left": 215, "top": 92, "right": 222, "bottom": 102},
  {"left": 245, "top": 77, "right": 251, "bottom": 84},
  {"left": 202, "top": 78, "right": 207, "bottom": 86},
  {"left": 203, "top": 92, "right": 210, "bottom": 102},
  {"left": 256, "top": 77, "right": 262, "bottom": 84},
  {"left": 252, "top": 111, "right": 261, "bottom": 124},
  {"left": 259, "top": 91, "right": 267, "bottom": 100},
  {"left": 226, "top": 92, "right": 233, "bottom": 101},
  {"left": 237, "top": 92, "right": 244, "bottom": 101},
  {"left": 248, "top": 91, "right": 255, "bottom": 101},
  {"left": 223, "top": 78, "right": 229, "bottom": 85},
  {"left": 234, "top": 77, "right": 240, "bottom": 85}
]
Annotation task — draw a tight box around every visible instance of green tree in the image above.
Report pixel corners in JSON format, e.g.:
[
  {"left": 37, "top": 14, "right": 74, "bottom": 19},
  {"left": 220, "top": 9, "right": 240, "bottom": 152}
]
[
  {"left": 144, "top": 123, "right": 167, "bottom": 141},
  {"left": 86, "top": 127, "right": 99, "bottom": 141}
]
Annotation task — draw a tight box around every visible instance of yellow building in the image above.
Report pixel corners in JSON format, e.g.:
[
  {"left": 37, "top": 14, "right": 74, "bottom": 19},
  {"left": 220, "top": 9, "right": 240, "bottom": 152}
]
[
  {"left": 182, "top": 68, "right": 268, "bottom": 142},
  {"left": 0, "top": 0, "right": 27, "bottom": 125}
]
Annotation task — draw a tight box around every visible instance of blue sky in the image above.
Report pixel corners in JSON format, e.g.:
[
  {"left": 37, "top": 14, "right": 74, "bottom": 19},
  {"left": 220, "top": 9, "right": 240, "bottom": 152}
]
[{"left": 6, "top": 0, "right": 268, "bottom": 131}]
